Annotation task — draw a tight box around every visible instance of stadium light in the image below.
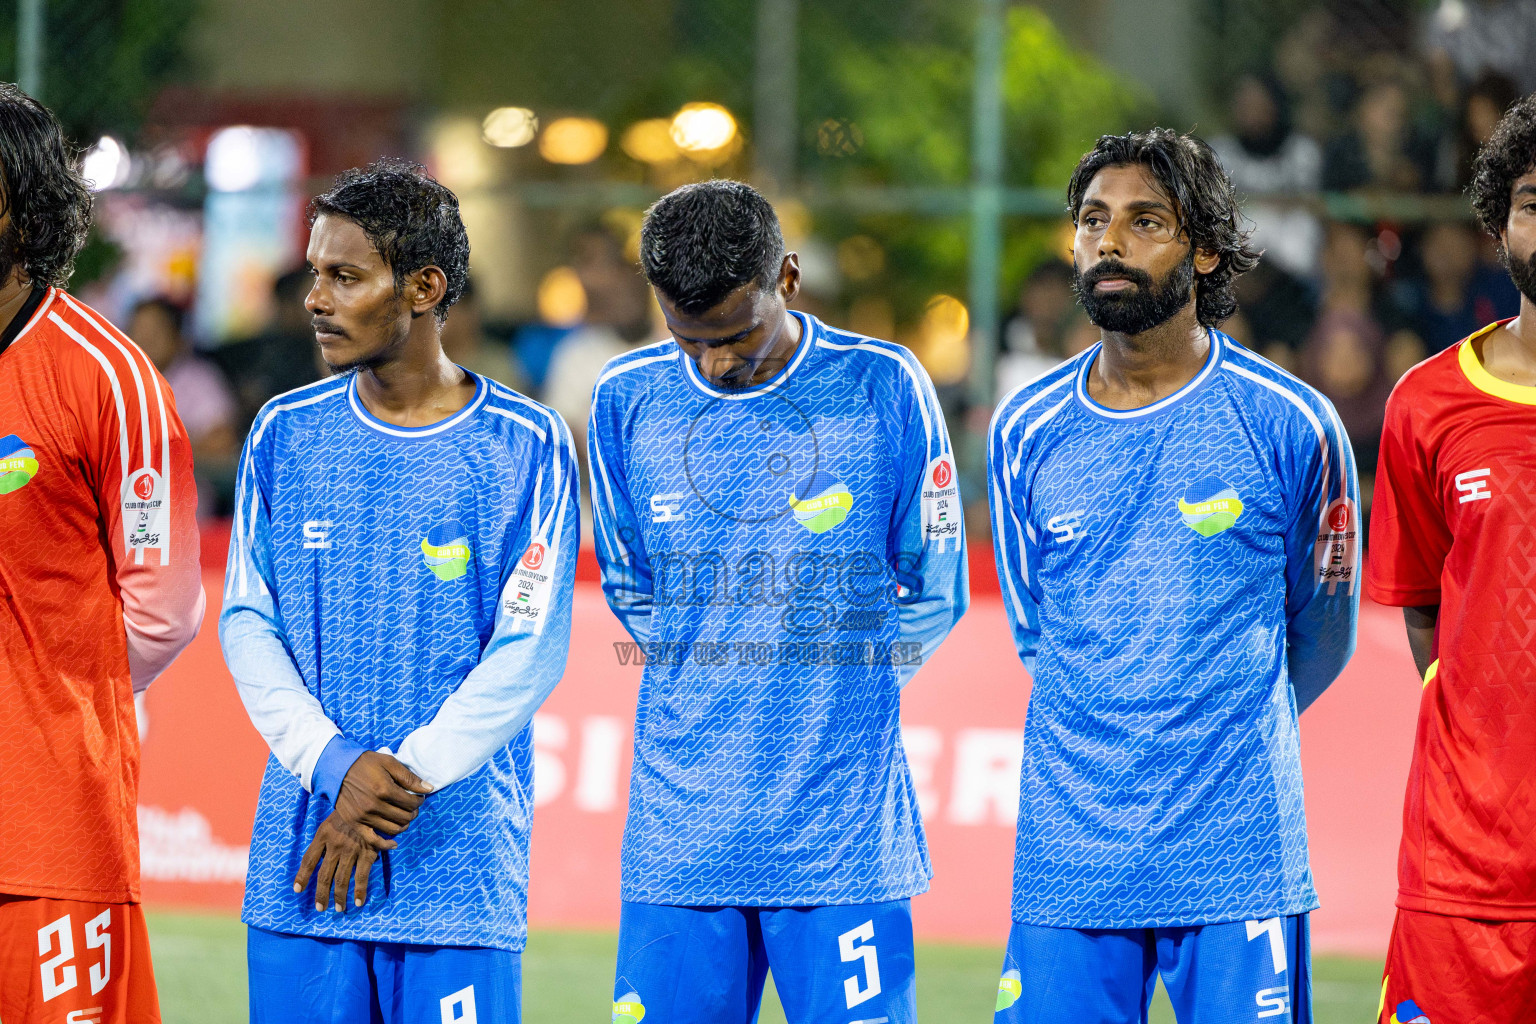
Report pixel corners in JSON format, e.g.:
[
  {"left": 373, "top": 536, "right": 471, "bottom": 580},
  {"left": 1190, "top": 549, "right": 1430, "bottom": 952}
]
[
  {"left": 918, "top": 294, "right": 971, "bottom": 384},
  {"left": 621, "top": 119, "right": 680, "bottom": 165},
  {"left": 539, "top": 117, "right": 609, "bottom": 165},
  {"left": 204, "top": 127, "right": 263, "bottom": 192},
  {"left": 81, "top": 135, "right": 130, "bottom": 191},
  {"left": 669, "top": 103, "right": 739, "bottom": 163},
  {"left": 537, "top": 266, "right": 587, "bottom": 326},
  {"left": 481, "top": 107, "right": 538, "bottom": 148}
]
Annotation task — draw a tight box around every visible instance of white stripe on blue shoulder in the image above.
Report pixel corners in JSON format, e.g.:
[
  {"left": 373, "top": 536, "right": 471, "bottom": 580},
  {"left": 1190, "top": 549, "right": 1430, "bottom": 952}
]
[{"left": 815, "top": 332, "right": 944, "bottom": 456}]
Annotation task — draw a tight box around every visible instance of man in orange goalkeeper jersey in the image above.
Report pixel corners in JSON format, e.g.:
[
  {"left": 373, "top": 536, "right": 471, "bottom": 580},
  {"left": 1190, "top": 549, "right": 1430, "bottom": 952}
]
[{"left": 0, "top": 84, "right": 204, "bottom": 1024}]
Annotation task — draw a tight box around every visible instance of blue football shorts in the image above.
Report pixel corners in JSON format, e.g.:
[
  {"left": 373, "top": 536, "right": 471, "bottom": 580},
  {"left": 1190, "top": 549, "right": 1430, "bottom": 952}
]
[
  {"left": 614, "top": 898, "right": 916, "bottom": 1024},
  {"left": 247, "top": 926, "right": 521, "bottom": 1024},
  {"left": 993, "top": 913, "right": 1311, "bottom": 1024}
]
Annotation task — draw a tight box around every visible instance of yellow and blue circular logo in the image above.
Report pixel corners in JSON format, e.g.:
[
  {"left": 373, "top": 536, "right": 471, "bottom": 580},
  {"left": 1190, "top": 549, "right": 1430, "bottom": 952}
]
[
  {"left": 612, "top": 990, "right": 646, "bottom": 1024},
  {"left": 1177, "top": 475, "right": 1245, "bottom": 538},
  {"left": 1390, "top": 999, "right": 1431, "bottom": 1024},
  {"left": 788, "top": 470, "right": 854, "bottom": 534},
  {"left": 420, "top": 520, "right": 472, "bottom": 581},
  {"left": 0, "top": 434, "right": 38, "bottom": 494},
  {"left": 996, "top": 968, "right": 1022, "bottom": 1010}
]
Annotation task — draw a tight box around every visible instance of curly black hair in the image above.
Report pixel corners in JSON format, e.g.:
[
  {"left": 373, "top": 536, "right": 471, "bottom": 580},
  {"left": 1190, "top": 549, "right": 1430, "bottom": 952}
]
[
  {"left": 308, "top": 158, "right": 469, "bottom": 323},
  {"left": 0, "top": 83, "right": 93, "bottom": 288},
  {"left": 1067, "top": 128, "right": 1260, "bottom": 327},
  {"left": 1468, "top": 92, "right": 1536, "bottom": 244},
  {"left": 639, "top": 180, "right": 785, "bottom": 315}
]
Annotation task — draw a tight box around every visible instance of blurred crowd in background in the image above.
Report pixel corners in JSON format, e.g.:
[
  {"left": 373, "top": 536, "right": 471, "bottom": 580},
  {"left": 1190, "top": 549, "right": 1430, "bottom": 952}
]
[{"left": 22, "top": 0, "right": 1533, "bottom": 541}]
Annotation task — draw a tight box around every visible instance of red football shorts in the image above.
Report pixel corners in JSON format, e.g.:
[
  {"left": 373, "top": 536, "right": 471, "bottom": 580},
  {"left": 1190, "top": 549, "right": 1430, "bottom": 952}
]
[
  {"left": 0, "top": 895, "right": 161, "bottom": 1024},
  {"left": 1377, "top": 908, "right": 1536, "bottom": 1024}
]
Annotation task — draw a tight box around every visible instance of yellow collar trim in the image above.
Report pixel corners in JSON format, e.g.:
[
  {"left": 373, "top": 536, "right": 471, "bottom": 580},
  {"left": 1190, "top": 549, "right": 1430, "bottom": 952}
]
[{"left": 1458, "top": 322, "right": 1536, "bottom": 405}]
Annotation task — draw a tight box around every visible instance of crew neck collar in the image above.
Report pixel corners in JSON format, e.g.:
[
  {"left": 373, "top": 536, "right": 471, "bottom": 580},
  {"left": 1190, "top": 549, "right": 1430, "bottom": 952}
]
[
  {"left": 1073, "top": 328, "right": 1224, "bottom": 422},
  {"left": 346, "top": 369, "right": 488, "bottom": 440},
  {"left": 1458, "top": 318, "right": 1536, "bottom": 406},
  {"left": 678, "top": 310, "right": 816, "bottom": 400}
]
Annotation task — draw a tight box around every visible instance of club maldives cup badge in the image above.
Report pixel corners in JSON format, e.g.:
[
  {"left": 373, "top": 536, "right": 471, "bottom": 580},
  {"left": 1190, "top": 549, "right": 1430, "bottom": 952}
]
[
  {"left": 0, "top": 434, "right": 38, "bottom": 494},
  {"left": 505, "top": 534, "right": 557, "bottom": 632},
  {"left": 922, "top": 453, "right": 960, "bottom": 549},
  {"left": 122, "top": 465, "right": 170, "bottom": 563}
]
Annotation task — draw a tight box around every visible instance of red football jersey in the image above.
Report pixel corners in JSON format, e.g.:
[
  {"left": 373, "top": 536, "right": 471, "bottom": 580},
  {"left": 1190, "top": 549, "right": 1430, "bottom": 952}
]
[
  {"left": 1368, "top": 319, "right": 1536, "bottom": 919},
  {"left": 0, "top": 287, "right": 204, "bottom": 903}
]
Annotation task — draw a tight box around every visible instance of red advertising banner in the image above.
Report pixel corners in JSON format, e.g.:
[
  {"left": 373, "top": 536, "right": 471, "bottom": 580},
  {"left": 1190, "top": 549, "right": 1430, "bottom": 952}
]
[{"left": 136, "top": 542, "right": 1416, "bottom": 956}]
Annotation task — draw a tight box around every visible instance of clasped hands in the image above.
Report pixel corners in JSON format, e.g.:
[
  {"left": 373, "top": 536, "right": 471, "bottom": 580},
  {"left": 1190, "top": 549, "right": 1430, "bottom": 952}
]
[{"left": 292, "top": 751, "right": 433, "bottom": 913}]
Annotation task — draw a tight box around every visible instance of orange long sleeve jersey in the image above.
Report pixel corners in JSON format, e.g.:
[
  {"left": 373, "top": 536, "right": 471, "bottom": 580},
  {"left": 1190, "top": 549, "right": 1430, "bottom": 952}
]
[{"left": 0, "top": 286, "right": 204, "bottom": 903}]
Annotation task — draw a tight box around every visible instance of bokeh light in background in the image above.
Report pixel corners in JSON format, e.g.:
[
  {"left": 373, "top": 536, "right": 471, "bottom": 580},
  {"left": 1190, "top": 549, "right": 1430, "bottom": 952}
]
[
  {"left": 669, "top": 103, "right": 739, "bottom": 165},
  {"left": 81, "top": 135, "right": 130, "bottom": 191},
  {"left": 428, "top": 116, "right": 495, "bottom": 190},
  {"left": 620, "top": 119, "right": 680, "bottom": 165},
  {"left": 539, "top": 117, "right": 609, "bottom": 165},
  {"left": 481, "top": 106, "right": 539, "bottom": 148},
  {"left": 836, "top": 235, "right": 886, "bottom": 283},
  {"left": 536, "top": 266, "right": 587, "bottom": 326},
  {"left": 916, "top": 294, "right": 971, "bottom": 385}
]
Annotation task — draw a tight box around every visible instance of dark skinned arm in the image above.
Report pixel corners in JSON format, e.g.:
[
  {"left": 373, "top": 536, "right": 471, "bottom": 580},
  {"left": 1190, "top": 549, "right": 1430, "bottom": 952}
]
[{"left": 1403, "top": 605, "right": 1439, "bottom": 682}]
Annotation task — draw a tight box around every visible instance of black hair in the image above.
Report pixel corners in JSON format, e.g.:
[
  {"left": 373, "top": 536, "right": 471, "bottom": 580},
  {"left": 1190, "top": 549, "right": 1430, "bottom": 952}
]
[
  {"left": 0, "top": 83, "right": 93, "bottom": 288},
  {"left": 1067, "top": 128, "right": 1260, "bottom": 327},
  {"left": 639, "top": 180, "right": 785, "bottom": 315},
  {"left": 129, "top": 296, "right": 185, "bottom": 336},
  {"left": 308, "top": 158, "right": 469, "bottom": 323},
  {"left": 1469, "top": 92, "right": 1536, "bottom": 243}
]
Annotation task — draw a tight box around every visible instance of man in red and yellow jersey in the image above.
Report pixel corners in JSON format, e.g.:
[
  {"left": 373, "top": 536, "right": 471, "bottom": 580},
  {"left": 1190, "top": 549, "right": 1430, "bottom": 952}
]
[
  {"left": 1369, "top": 93, "right": 1536, "bottom": 1024},
  {"left": 0, "top": 85, "right": 203, "bottom": 1024}
]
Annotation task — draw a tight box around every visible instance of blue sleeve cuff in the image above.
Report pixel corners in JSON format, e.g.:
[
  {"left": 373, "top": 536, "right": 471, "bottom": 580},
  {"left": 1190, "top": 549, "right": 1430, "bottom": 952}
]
[{"left": 312, "top": 735, "right": 367, "bottom": 805}]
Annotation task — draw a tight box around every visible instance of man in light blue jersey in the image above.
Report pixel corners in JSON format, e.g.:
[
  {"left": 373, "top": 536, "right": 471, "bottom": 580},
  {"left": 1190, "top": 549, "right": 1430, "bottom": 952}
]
[
  {"left": 220, "top": 159, "right": 579, "bottom": 1024},
  {"left": 987, "top": 130, "right": 1359, "bottom": 1023},
  {"left": 590, "top": 180, "right": 968, "bottom": 1023}
]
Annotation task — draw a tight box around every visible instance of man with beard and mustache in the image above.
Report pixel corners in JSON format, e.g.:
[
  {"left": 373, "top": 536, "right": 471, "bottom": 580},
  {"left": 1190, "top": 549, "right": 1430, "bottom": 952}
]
[
  {"left": 220, "top": 159, "right": 578, "bottom": 1022},
  {"left": 987, "top": 129, "right": 1359, "bottom": 1022},
  {"left": 0, "top": 85, "right": 204, "bottom": 1022},
  {"left": 1367, "top": 94, "right": 1536, "bottom": 1024}
]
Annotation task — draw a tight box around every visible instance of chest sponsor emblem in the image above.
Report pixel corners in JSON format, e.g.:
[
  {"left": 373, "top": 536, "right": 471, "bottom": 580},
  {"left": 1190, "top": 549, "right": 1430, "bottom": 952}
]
[
  {"left": 0, "top": 434, "right": 38, "bottom": 494},
  {"left": 1177, "top": 475, "right": 1245, "bottom": 538},
  {"left": 788, "top": 470, "right": 854, "bottom": 534},
  {"left": 612, "top": 985, "right": 646, "bottom": 1024},
  {"left": 420, "top": 520, "right": 472, "bottom": 581}
]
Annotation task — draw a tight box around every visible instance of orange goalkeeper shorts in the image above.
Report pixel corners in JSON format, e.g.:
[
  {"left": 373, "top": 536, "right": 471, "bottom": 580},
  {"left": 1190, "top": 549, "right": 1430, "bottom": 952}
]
[{"left": 0, "top": 895, "right": 161, "bottom": 1024}]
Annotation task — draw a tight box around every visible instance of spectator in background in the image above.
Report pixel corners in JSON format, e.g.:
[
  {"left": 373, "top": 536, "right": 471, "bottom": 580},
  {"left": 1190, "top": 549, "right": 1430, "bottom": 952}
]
[
  {"left": 1224, "top": 259, "right": 1318, "bottom": 373},
  {"left": 1401, "top": 220, "right": 1521, "bottom": 352},
  {"left": 216, "top": 267, "right": 321, "bottom": 426},
  {"left": 1323, "top": 76, "right": 1435, "bottom": 193},
  {"left": 1424, "top": 0, "right": 1536, "bottom": 110},
  {"left": 1443, "top": 71, "right": 1522, "bottom": 189},
  {"left": 441, "top": 277, "right": 528, "bottom": 392},
  {"left": 1211, "top": 72, "right": 1324, "bottom": 278},
  {"left": 995, "top": 260, "right": 1076, "bottom": 399},
  {"left": 129, "top": 296, "right": 240, "bottom": 514},
  {"left": 1301, "top": 222, "right": 1423, "bottom": 498},
  {"left": 542, "top": 226, "right": 654, "bottom": 520}
]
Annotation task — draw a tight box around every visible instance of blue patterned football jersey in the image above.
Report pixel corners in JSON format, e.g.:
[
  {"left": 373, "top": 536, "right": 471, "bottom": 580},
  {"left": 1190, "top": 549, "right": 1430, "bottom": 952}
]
[
  {"left": 987, "top": 330, "right": 1359, "bottom": 929},
  {"left": 220, "top": 372, "right": 579, "bottom": 952},
  {"left": 589, "top": 312, "right": 969, "bottom": 906}
]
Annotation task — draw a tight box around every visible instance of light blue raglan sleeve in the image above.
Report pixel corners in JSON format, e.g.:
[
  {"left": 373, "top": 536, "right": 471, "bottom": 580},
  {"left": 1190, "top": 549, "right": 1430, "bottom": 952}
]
[
  {"left": 587, "top": 378, "right": 654, "bottom": 646},
  {"left": 219, "top": 434, "right": 344, "bottom": 795},
  {"left": 988, "top": 395, "right": 1043, "bottom": 675},
  {"left": 393, "top": 416, "right": 581, "bottom": 791},
  {"left": 887, "top": 353, "right": 969, "bottom": 687},
  {"left": 1282, "top": 394, "right": 1361, "bottom": 712}
]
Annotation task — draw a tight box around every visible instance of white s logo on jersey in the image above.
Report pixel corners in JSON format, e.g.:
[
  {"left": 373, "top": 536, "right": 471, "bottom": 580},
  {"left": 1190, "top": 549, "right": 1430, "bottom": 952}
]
[
  {"left": 1455, "top": 468, "right": 1491, "bottom": 503},
  {"left": 650, "top": 492, "right": 688, "bottom": 523},
  {"left": 303, "top": 520, "right": 334, "bottom": 549},
  {"left": 1046, "top": 511, "right": 1085, "bottom": 542}
]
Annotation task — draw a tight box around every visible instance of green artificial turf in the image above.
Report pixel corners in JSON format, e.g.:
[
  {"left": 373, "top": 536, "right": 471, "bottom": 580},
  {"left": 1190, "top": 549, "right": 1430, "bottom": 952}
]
[{"left": 145, "top": 910, "right": 1384, "bottom": 1022}]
